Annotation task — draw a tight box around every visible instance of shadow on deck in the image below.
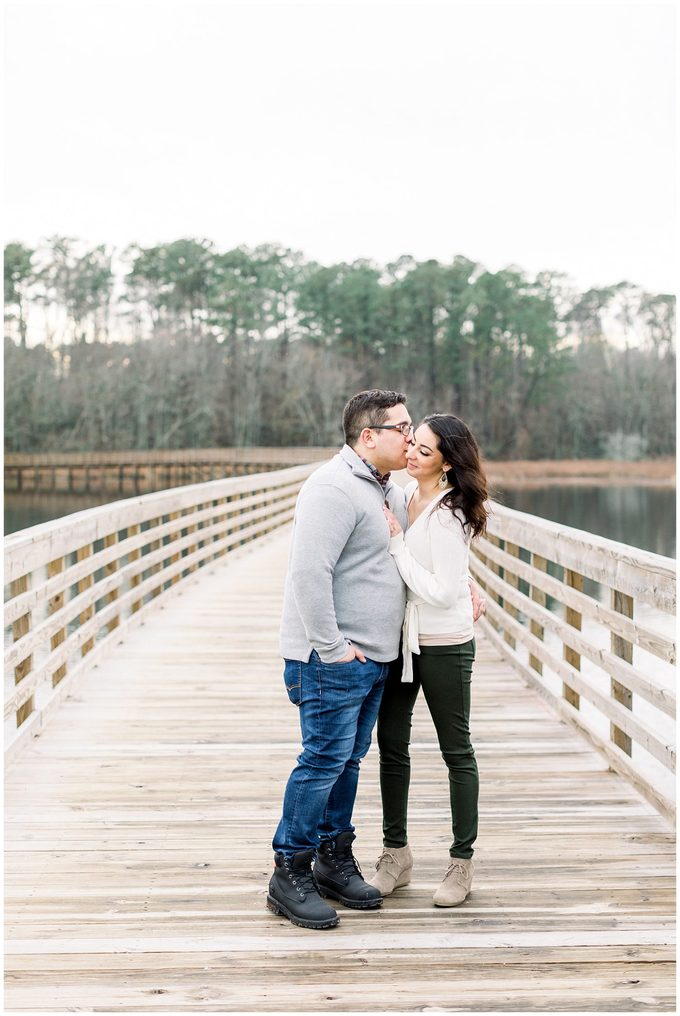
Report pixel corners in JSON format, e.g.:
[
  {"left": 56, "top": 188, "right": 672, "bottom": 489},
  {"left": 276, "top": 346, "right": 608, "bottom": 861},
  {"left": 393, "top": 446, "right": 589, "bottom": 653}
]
[{"left": 4, "top": 528, "right": 675, "bottom": 1012}]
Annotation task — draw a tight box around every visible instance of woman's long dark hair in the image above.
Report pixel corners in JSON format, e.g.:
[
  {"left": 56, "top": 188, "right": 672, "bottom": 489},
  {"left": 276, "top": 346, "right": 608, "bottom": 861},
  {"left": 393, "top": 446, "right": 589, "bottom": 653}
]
[{"left": 422, "top": 414, "right": 489, "bottom": 539}]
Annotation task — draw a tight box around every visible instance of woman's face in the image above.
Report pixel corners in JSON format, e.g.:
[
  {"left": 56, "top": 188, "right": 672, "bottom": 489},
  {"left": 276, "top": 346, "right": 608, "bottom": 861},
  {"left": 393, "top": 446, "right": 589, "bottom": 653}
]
[{"left": 405, "top": 424, "right": 450, "bottom": 482}]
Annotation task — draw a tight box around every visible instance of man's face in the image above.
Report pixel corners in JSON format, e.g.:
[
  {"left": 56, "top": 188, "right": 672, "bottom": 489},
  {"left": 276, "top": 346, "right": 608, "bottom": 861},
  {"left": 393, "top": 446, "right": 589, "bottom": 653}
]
[{"left": 368, "top": 404, "right": 414, "bottom": 472}]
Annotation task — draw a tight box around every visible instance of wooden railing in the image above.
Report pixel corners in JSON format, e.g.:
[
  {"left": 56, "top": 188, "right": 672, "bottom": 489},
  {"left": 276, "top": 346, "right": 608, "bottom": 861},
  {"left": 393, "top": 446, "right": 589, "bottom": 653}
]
[
  {"left": 6, "top": 450, "right": 673, "bottom": 496},
  {"left": 4, "top": 464, "right": 319, "bottom": 761},
  {"left": 470, "top": 503, "right": 676, "bottom": 820},
  {"left": 5, "top": 474, "right": 677, "bottom": 818},
  {"left": 4, "top": 448, "right": 337, "bottom": 494}
]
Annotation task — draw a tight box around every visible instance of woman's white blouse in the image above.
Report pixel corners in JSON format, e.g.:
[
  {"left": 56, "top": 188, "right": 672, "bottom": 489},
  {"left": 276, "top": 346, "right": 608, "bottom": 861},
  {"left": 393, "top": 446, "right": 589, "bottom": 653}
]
[{"left": 389, "top": 481, "right": 474, "bottom": 680}]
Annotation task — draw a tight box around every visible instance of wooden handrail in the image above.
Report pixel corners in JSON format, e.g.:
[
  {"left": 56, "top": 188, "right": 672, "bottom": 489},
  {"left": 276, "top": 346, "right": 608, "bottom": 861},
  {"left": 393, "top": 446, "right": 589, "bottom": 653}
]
[
  {"left": 5, "top": 479, "right": 676, "bottom": 821},
  {"left": 4, "top": 464, "right": 319, "bottom": 761},
  {"left": 4, "top": 448, "right": 339, "bottom": 496},
  {"left": 4, "top": 448, "right": 338, "bottom": 466},
  {"left": 470, "top": 502, "right": 676, "bottom": 820}
]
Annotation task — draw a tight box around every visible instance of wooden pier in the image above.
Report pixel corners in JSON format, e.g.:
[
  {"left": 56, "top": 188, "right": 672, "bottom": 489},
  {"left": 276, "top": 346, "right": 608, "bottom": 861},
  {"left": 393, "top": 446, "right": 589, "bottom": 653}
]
[
  {"left": 5, "top": 450, "right": 674, "bottom": 496},
  {"left": 4, "top": 449, "right": 336, "bottom": 496},
  {"left": 4, "top": 467, "right": 676, "bottom": 1012}
]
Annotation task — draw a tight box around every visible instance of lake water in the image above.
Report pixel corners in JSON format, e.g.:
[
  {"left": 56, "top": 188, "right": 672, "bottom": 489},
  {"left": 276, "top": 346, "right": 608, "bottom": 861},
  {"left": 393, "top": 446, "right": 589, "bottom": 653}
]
[
  {"left": 4, "top": 483, "right": 676, "bottom": 559},
  {"left": 495, "top": 484, "right": 675, "bottom": 559},
  {"left": 4, "top": 491, "right": 117, "bottom": 537}
]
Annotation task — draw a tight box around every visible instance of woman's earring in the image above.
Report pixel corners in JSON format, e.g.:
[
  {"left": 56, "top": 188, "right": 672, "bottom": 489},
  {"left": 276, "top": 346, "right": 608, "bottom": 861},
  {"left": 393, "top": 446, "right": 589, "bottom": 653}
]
[{"left": 438, "top": 470, "right": 448, "bottom": 489}]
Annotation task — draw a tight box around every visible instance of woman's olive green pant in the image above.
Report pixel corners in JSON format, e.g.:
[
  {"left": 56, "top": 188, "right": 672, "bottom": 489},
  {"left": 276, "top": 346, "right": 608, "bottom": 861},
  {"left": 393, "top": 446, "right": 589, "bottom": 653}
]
[{"left": 377, "top": 639, "right": 478, "bottom": 859}]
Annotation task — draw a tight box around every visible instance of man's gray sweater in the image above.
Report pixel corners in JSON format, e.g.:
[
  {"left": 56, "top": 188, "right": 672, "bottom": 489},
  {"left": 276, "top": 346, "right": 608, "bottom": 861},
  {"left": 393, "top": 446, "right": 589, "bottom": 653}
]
[{"left": 280, "top": 445, "right": 408, "bottom": 664}]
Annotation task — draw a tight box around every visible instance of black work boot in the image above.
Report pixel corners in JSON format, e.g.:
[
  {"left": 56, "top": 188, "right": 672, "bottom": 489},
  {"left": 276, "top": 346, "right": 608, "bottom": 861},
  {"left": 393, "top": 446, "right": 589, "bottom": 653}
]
[
  {"left": 267, "top": 849, "right": 339, "bottom": 929},
  {"left": 313, "top": 831, "right": 383, "bottom": 909}
]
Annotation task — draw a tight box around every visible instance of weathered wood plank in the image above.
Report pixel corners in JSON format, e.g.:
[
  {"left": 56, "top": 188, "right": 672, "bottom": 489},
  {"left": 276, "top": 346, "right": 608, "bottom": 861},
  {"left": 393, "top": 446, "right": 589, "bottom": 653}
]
[
  {"left": 4, "top": 528, "right": 675, "bottom": 1013},
  {"left": 482, "top": 504, "right": 676, "bottom": 612},
  {"left": 475, "top": 536, "right": 676, "bottom": 665}
]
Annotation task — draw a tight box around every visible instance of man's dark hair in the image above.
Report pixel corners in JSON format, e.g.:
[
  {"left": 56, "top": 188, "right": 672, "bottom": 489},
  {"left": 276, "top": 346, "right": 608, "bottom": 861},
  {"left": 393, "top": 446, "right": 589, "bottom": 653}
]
[{"left": 342, "top": 389, "right": 408, "bottom": 445}]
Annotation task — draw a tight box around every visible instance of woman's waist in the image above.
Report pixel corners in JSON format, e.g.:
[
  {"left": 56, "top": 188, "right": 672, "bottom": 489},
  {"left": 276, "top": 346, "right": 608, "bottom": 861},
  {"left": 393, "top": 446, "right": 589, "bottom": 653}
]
[
  {"left": 418, "top": 630, "right": 474, "bottom": 646},
  {"left": 404, "top": 597, "right": 473, "bottom": 630}
]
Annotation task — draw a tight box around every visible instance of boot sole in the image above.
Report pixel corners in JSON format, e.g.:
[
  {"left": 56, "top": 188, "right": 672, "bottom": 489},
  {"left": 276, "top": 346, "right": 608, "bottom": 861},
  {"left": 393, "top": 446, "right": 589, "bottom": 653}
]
[
  {"left": 433, "top": 890, "right": 470, "bottom": 907},
  {"left": 316, "top": 884, "right": 383, "bottom": 909},
  {"left": 266, "top": 894, "right": 339, "bottom": 929}
]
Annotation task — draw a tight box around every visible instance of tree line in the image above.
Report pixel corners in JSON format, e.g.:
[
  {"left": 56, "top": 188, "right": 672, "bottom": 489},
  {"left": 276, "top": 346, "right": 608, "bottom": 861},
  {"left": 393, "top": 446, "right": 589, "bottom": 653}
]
[{"left": 4, "top": 237, "right": 675, "bottom": 458}]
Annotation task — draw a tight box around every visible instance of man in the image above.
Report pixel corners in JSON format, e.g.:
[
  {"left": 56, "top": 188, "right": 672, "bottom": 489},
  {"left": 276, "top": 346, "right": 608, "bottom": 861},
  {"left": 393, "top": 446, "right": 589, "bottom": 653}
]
[{"left": 267, "top": 389, "right": 413, "bottom": 930}]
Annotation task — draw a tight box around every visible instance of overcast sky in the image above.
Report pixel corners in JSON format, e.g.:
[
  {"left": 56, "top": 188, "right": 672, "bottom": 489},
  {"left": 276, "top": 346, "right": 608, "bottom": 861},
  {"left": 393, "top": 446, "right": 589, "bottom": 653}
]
[{"left": 4, "top": 1, "right": 677, "bottom": 294}]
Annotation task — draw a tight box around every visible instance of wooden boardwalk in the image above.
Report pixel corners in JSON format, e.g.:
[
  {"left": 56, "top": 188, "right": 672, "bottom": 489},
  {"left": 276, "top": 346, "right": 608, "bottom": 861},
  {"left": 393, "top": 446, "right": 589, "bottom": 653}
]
[{"left": 4, "top": 527, "right": 675, "bottom": 1012}]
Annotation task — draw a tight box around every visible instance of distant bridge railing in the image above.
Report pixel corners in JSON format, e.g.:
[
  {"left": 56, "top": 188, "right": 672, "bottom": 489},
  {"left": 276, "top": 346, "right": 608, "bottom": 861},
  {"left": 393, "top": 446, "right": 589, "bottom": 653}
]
[
  {"left": 470, "top": 503, "right": 676, "bottom": 820},
  {"left": 4, "top": 464, "right": 319, "bottom": 761},
  {"left": 4, "top": 448, "right": 336, "bottom": 495}
]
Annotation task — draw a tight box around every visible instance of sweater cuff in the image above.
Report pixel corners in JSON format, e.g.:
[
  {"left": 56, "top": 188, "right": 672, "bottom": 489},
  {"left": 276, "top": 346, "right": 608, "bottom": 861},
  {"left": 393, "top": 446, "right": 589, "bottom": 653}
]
[{"left": 389, "top": 532, "right": 404, "bottom": 554}]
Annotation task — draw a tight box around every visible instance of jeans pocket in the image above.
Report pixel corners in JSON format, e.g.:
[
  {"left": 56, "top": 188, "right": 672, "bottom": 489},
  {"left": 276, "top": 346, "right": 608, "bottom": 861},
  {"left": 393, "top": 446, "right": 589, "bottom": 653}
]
[{"left": 283, "top": 659, "right": 302, "bottom": 706}]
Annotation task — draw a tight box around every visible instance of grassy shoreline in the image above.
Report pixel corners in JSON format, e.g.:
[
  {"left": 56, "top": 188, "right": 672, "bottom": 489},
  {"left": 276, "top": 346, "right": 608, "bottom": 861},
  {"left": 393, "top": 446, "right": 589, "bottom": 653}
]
[{"left": 484, "top": 458, "right": 675, "bottom": 487}]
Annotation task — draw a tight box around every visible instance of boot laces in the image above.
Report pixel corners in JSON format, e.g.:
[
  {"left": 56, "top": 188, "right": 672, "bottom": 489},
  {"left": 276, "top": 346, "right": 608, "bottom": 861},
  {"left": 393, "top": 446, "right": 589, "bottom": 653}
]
[
  {"left": 284, "top": 859, "right": 317, "bottom": 897},
  {"left": 375, "top": 848, "right": 399, "bottom": 872},
  {"left": 335, "top": 844, "right": 362, "bottom": 879},
  {"left": 444, "top": 860, "right": 468, "bottom": 882}
]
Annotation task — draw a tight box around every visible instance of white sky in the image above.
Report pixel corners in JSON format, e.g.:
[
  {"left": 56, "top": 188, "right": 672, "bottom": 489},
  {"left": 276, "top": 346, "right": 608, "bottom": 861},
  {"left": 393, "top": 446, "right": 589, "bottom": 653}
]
[{"left": 3, "top": 0, "right": 677, "bottom": 294}]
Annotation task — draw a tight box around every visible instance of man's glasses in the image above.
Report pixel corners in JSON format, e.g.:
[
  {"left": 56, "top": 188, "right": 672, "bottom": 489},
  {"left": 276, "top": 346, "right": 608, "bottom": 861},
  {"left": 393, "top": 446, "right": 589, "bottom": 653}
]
[{"left": 369, "top": 422, "right": 414, "bottom": 437}]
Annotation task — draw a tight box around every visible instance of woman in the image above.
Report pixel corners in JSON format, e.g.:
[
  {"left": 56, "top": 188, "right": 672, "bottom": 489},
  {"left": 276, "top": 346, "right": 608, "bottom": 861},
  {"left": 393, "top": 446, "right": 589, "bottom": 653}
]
[{"left": 369, "top": 413, "right": 489, "bottom": 907}]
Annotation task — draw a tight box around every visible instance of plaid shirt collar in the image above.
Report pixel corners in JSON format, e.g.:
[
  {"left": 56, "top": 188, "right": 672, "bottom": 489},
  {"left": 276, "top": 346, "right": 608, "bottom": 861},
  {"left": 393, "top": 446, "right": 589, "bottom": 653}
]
[{"left": 361, "top": 457, "right": 391, "bottom": 490}]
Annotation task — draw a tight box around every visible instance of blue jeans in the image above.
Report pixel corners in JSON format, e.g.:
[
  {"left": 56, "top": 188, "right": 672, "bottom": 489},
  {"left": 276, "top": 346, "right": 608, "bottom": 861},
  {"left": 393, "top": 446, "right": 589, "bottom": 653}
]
[{"left": 272, "top": 651, "right": 388, "bottom": 855}]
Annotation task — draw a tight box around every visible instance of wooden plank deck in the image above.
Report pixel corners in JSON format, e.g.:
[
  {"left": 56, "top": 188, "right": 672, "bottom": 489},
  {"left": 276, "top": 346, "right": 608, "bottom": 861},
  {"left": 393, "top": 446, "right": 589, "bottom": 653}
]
[{"left": 4, "top": 527, "right": 676, "bottom": 1012}]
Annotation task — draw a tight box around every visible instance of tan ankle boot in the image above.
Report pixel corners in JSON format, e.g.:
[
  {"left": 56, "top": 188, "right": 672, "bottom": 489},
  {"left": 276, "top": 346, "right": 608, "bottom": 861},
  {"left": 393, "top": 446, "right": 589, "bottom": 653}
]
[
  {"left": 368, "top": 845, "right": 413, "bottom": 896},
  {"left": 433, "top": 857, "right": 474, "bottom": 906}
]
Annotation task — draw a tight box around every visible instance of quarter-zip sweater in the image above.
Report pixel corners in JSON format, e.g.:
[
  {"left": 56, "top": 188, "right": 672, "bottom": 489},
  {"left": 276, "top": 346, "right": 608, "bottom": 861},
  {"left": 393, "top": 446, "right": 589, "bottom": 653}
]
[{"left": 280, "top": 445, "right": 408, "bottom": 664}]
